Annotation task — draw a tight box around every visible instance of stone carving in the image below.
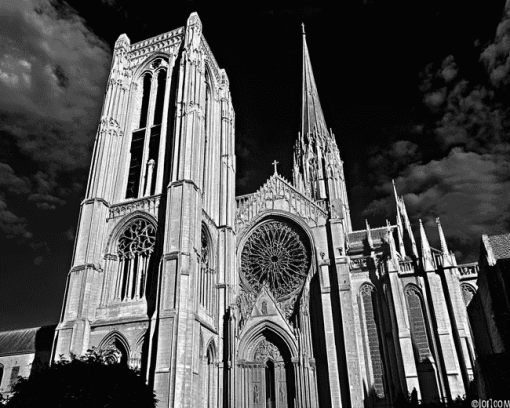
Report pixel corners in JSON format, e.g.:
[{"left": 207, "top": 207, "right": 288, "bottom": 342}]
[
  {"left": 279, "top": 293, "right": 298, "bottom": 320},
  {"left": 241, "top": 220, "right": 310, "bottom": 300},
  {"left": 254, "top": 338, "right": 283, "bottom": 362},
  {"left": 350, "top": 257, "right": 369, "bottom": 270},
  {"left": 129, "top": 29, "right": 183, "bottom": 64},
  {"left": 109, "top": 195, "right": 161, "bottom": 219},
  {"left": 261, "top": 301, "right": 268, "bottom": 315},
  {"left": 461, "top": 283, "right": 476, "bottom": 306},
  {"left": 279, "top": 382, "right": 287, "bottom": 403},
  {"left": 360, "top": 283, "right": 374, "bottom": 297},
  {"left": 330, "top": 198, "right": 344, "bottom": 219},
  {"left": 236, "top": 289, "right": 257, "bottom": 330},
  {"left": 235, "top": 175, "right": 327, "bottom": 228},
  {"left": 253, "top": 384, "right": 260, "bottom": 404},
  {"left": 117, "top": 219, "right": 156, "bottom": 259}
]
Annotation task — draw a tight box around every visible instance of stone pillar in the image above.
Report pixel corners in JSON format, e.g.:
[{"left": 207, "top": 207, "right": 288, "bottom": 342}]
[{"left": 424, "top": 270, "right": 465, "bottom": 398}]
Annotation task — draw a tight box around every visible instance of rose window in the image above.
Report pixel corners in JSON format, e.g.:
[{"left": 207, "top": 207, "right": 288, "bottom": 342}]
[{"left": 241, "top": 220, "right": 310, "bottom": 299}]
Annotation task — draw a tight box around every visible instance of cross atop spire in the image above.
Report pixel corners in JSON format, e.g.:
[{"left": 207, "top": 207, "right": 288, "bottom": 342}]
[
  {"left": 272, "top": 160, "right": 279, "bottom": 174},
  {"left": 302, "top": 28, "right": 329, "bottom": 143}
]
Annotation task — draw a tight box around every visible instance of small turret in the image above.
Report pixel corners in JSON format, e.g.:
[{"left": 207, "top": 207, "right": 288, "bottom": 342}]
[
  {"left": 392, "top": 180, "right": 407, "bottom": 258},
  {"left": 436, "top": 217, "right": 453, "bottom": 267}
]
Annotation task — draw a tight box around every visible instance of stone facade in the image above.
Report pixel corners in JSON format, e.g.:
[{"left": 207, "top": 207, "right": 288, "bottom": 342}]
[
  {"left": 52, "top": 12, "right": 478, "bottom": 407},
  {"left": 468, "top": 234, "right": 510, "bottom": 399}
]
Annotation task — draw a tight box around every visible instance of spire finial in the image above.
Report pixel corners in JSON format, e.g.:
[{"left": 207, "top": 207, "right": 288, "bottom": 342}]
[
  {"left": 436, "top": 217, "right": 449, "bottom": 255},
  {"left": 302, "top": 22, "right": 306, "bottom": 36}
]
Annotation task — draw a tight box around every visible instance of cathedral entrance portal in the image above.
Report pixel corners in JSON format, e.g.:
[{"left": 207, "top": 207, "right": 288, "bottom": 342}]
[{"left": 242, "top": 334, "right": 294, "bottom": 408}]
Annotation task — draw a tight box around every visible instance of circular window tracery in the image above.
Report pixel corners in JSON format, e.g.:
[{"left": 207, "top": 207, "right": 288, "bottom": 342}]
[
  {"left": 117, "top": 219, "right": 156, "bottom": 259},
  {"left": 241, "top": 220, "right": 310, "bottom": 300}
]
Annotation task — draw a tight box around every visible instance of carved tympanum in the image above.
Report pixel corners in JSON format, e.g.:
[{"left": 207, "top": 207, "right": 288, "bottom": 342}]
[
  {"left": 241, "top": 221, "right": 309, "bottom": 300},
  {"left": 254, "top": 338, "right": 283, "bottom": 363}
]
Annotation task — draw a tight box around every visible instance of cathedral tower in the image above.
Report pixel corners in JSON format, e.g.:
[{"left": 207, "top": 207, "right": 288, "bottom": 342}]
[
  {"left": 54, "top": 13, "right": 236, "bottom": 407},
  {"left": 54, "top": 15, "right": 477, "bottom": 408}
]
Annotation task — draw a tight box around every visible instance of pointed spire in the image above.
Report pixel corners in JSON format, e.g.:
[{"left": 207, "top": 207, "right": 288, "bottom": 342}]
[
  {"left": 366, "top": 219, "right": 374, "bottom": 249},
  {"left": 302, "top": 27, "right": 329, "bottom": 143},
  {"left": 386, "top": 225, "right": 399, "bottom": 271},
  {"left": 399, "top": 196, "right": 419, "bottom": 258},
  {"left": 436, "top": 217, "right": 448, "bottom": 254},
  {"left": 392, "top": 180, "right": 406, "bottom": 258},
  {"left": 436, "top": 217, "right": 453, "bottom": 267},
  {"left": 419, "top": 220, "right": 435, "bottom": 271}
]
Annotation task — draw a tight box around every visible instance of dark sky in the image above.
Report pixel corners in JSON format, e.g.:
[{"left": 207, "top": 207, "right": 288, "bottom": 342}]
[{"left": 1, "top": 0, "right": 509, "bottom": 330}]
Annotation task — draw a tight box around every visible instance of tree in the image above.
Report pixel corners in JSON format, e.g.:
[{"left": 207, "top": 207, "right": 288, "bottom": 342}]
[{"left": 4, "top": 347, "right": 157, "bottom": 408}]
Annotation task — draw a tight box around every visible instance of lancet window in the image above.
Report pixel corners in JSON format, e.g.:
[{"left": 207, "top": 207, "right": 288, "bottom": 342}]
[
  {"left": 202, "top": 79, "right": 212, "bottom": 193},
  {"left": 115, "top": 219, "right": 156, "bottom": 301},
  {"left": 405, "top": 285, "right": 433, "bottom": 362},
  {"left": 203, "top": 345, "right": 215, "bottom": 408},
  {"left": 126, "top": 59, "right": 168, "bottom": 199},
  {"left": 199, "top": 226, "right": 214, "bottom": 312},
  {"left": 359, "top": 284, "right": 385, "bottom": 399}
]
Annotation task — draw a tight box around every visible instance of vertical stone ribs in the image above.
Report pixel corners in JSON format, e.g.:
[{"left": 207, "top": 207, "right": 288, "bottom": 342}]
[
  {"left": 361, "top": 285, "right": 385, "bottom": 398},
  {"left": 405, "top": 287, "right": 432, "bottom": 362}
]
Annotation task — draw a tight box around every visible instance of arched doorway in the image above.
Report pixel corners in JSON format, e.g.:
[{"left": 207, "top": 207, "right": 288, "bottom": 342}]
[{"left": 243, "top": 332, "right": 294, "bottom": 408}]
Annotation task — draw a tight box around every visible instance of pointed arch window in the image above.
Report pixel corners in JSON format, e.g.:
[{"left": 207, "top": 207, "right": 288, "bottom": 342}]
[
  {"left": 405, "top": 285, "right": 433, "bottom": 362},
  {"left": 202, "top": 75, "right": 212, "bottom": 194},
  {"left": 359, "top": 284, "right": 386, "bottom": 399},
  {"left": 203, "top": 345, "right": 215, "bottom": 408},
  {"left": 115, "top": 219, "right": 156, "bottom": 301},
  {"left": 126, "top": 59, "right": 168, "bottom": 199},
  {"left": 199, "top": 226, "right": 214, "bottom": 312}
]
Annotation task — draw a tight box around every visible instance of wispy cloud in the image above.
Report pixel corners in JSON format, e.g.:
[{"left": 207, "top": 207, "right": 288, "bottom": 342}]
[
  {"left": 0, "top": 0, "right": 110, "bottom": 241},
  {"left": 363, "top": 1, "right": 510, "bottom": 261}
]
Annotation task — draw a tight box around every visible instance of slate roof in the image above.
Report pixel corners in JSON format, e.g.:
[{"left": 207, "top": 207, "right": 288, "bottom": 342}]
[
  {"left": 488, "top": 233, "right": 510, "bottom": 260},
  {"left": 0, "top": 326, "right": 55, "bottom": 356}
]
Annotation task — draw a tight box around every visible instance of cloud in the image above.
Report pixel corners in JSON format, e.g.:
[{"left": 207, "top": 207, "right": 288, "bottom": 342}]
[
  {"left": 0, "top": 0, "right": 111, "bottom": 170},
  {"left": 480, "top": 0, "right": 510, "bottom": 88},
  {"left": 0, "top": 163, "right": 30, "bottom": 194},
  {"left": 0, "top": 196, "right": 32, "bottom": 239},
  {"left": 368, "top": 140, "right": 421, "bottom": 176},
  {"left": 363, "top": 2, "right": 510, "bottom": 262},
  {"left": 0, "top": 0, "right": 111, "bottom": 242}
]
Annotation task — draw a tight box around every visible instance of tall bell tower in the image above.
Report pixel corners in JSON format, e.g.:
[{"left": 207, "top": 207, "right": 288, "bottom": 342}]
[
  {"left": 292, "top": 24, "right": 351, "bottom": 232},
  {"left": 54, "top": 12, "right": 236, "bottom": 407}
]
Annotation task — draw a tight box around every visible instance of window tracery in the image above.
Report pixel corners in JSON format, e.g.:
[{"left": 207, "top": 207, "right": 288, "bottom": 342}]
[
  {"left": 126, "top": 58, "right": 168, "bottom": 199},
  {"left": 199, "top": 226, "right": 214, "bottom": 312},
  {"left": 241, "top": 220, "right": 310, "bottom": 300},
  {"left": 115, "top": 219, "right": 156, "bottom": 301},
  {"left": 405, "top": 285, "right": 433, "bottom": 362},
  {"left": 359, "top": 284, "right": 385, "bottom": 398}
]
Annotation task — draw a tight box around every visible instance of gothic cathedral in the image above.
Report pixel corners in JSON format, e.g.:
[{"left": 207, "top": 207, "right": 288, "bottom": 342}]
[{"left": 54, "top": 13, "right": 478, "bottom": 407}]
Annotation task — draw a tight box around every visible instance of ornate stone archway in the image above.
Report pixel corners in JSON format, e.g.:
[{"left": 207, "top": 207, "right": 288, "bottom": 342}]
[{"left": 239, "top": 333, "right": 295, "bottom": 408}]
